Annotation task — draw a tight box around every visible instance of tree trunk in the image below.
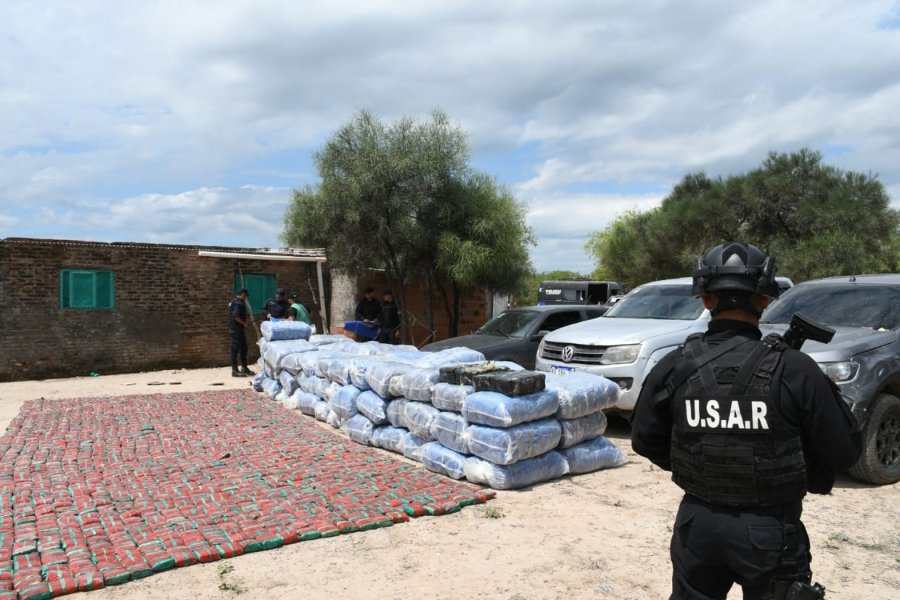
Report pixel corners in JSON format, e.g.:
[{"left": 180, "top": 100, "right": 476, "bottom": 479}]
[
  {"left": 436, "top": 279, "right": 454, "bottom": 339},
  {"left": 425, "top": 272, "right": 435, "bottom": 343},
  {"left": 450, "top": 282, "right": 461, "bottom": 337}
]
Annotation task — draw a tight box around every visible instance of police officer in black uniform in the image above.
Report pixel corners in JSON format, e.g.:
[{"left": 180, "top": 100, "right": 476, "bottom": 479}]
[
  {"left": 263, "top": 287, "right": 290, "bottom": 321},
  {"left": 229, "top": 288, "right": 253, "bottom": 377},
  {"left": 631, "top": 241, "right": 860, "bottom": 600}
]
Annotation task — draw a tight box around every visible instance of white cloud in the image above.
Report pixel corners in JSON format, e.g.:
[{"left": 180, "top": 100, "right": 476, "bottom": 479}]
[
  {"left": 76, "top": 186, "right": 291, "bottom": 247},
  {"left": 523, "top": 192, "right": 664, "bottom": 272},
  {"left": 1, "top": 0, "right": 899, "bottom": 271}
]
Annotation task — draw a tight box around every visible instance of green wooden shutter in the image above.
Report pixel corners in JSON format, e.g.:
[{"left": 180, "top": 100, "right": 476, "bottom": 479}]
[
  {"left": 60, "top": 269, "right": 115, "bottom": 309},
  {"left": 234, "top": 274, "right": 276, "bottom": 314}
]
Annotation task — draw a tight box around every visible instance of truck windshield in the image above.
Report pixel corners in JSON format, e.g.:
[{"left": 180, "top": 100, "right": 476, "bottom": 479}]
[
  {"left": 475, "top": 310, "right": 539, "bottom": 337},
  {"left": 761, "top": 284, "right": 900, "bottom": 330},
  {"left": 604, "top": 284, "right": 704, "bottom": 320}
]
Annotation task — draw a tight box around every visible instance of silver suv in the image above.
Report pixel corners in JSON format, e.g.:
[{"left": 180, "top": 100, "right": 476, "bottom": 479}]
[
  {"left": 534, "top": 275, "right": 792, "bottom": 413},
  {"left": 535, "top": 277, "right": 709, "bottom": 412},
  {"left": 760, "top": 274, "right": 900, "bottom": 485}
]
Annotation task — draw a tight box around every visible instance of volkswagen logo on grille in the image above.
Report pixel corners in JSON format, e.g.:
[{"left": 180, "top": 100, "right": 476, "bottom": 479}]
[{"left": 562, "top": 345, "right": 575, "bottom": 363}]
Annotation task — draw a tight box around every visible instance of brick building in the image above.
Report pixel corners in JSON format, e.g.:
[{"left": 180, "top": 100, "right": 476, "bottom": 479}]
[
  {"left": 0, "top": 238, "right": 328, "bottom": 382},
  {"left": 0, "top": 238, "right": 495, "bottom": 382}
]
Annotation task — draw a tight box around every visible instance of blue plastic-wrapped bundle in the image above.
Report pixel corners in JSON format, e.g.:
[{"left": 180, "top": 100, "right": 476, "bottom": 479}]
[
  {"left": 261, "top": 378, "right": 282, "bottom": 400},
  {"left": 467, "top": 419, "right": 562, "bottom": 465},
  {"left": 314, "top": 353, "right": 352, "bottom": 379},
  {"left": 323, "top": 356, "right": 353, "bottom": 385},
  {"left": 301, "top": 375, "right": 327, "bottom": 397},
  {"left": 558, "top": 411, "right": 608, "bottom": 449},
  {"left": 308, "top": 334, "right": 349, "bottom": 346},
  {"left": 278, "top": 370, "right": 299, "bottom": 397},
  {"left": 321, "top": 381, "right": 342, "bottom": 404},
  {"left": 399, "top": 368, "right": 441, "bottom": 402},
  {"left": 356, "top": 390, "right": 389, "bottom": 425},
  {"left": 296, "top": 391, "right": 320, "bottom": 416},
  {"left": 464, "top": 452, "right": 568, "bottom": 490},
  {"left": 399, "top": 402, "right": 440, "bottom": 440},
  {"left": 386, "top": 399, "right": 409, "bottom": 428},
  {"left": 346, "top": 414, "right": 375, "bottom": 445},
  {"left": 329, "top": 337, "right": 374, "bottom": 356},
  {"left": 276, "top": 343, "right": 320, "bottom": 374},
  {"left": 331, "top": 385, "right": 362, "bottom": 420},
  {"left": 379, "top": 345, "right": 428, "bottom": 362},
  {"left": 348, "top": 358, "right": 375, "bottom": 391},
  {"left": 423, "top": 347, "right": 487, "bottom": 367},
  {"left": 366, "top": 362, "right": 417, "bottom": 399},
  {"left": 294, "top": 373, "right": 312, "bottom": 394},
  {"left": 261, "top": 319, "right": 312, "bottom": 341},
  {"left": 545, "top": 371, "right": 620, "bottom": 419},
  {"left": 462, "top": 389, "right": 560, "bottom": 428},
  {"left": 313, "top": 401, "right": 332, "bottom": 422},
  {"left": 326, "top": 410, "right": 343, "bottom": 429},
  {"left": 432, "top": 383, "right": 474, "bottom": 412},
  {"left": 262, "top": 340, "right": 317, "bottom": 374},
  {"left": 251, "top": 372, "right": 267, "bottom": 392},
  {"left": 298, "top": 351, "right": 325, "bottom": 376},
  {"left": 560, "top": 436, "right": 627, "bottom": 474},
  {"left": 371, "top": 426, "right": 408, "bottom": 453},
  {"left": 420, "top": 443, "right": 467, "bottom": 479},
  {"left": 398, "top": 432, "right": 429, "bottom": 461},
  {"left": 431, "top": 411, "right": 470, "bottom": 454}
]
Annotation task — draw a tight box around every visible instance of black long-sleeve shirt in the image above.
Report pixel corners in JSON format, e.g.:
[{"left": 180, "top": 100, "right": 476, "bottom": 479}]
[
  {"left": 355, "top": 297, "right": 381, "bottom": 322},
  {"left": 631, "top": 319, "right": 861, "bottom": 488}
]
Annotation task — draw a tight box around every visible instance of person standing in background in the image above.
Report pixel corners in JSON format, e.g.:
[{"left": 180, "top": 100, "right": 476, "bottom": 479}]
[
  {"left": 377, "top": 289, "right": 400, "bottom": 344},
  {"left": 355, "top": 287, "right": 381, "bottom": 323},
  {"left": 228, "top": 288, "right": 253, "bottom": 377},
  {"left": 263, "top": 288, "right": 290, "bottom": 321},
  {"left": 287, "top": 292, "right": 311, "bottom": 324}
]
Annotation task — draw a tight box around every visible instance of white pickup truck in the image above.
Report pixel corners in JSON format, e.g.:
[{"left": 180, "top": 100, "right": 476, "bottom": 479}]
[{"left": 534, "top": 276, "right": 793, "bottom": 413}]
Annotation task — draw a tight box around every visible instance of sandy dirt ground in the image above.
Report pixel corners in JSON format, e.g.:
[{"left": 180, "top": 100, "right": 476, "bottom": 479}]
[{"left": 1, "top": 367, "right": 897, "bottom": 600}]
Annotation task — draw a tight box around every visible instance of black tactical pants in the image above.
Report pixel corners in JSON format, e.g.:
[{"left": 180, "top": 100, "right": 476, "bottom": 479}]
[
  {"left": 670, "top": 495, "right": 811, "bottom": 600},
  {"left": 229, "top": 329, "right": 248, "bottom": 371}
]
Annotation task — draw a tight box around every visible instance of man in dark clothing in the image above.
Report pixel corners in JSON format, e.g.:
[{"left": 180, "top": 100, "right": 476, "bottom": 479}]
[
  {"left": 355, "top": 287, "right": 381, "bottom": 323},
  {"left": 228, "top": 288, "right": 253, "bottom": 377},
  {"left": 631, "top": 241, "right": 860, "bottom": 600},
  {"left": 263, "top": 287, "right": 290, "bottom": 321},
  {"left": 377, "top": 289, "right": 400, "bottom": 344}
]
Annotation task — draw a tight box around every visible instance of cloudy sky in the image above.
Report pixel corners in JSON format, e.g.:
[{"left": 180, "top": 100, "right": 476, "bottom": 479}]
[{"left": 3, "top": 1, "right": 900, "bottom": 274}]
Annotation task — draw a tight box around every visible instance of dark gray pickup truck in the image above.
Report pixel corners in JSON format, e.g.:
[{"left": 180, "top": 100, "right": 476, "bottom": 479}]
[{"left": 760, "top": 274, "right": 900, "bottom": 485}]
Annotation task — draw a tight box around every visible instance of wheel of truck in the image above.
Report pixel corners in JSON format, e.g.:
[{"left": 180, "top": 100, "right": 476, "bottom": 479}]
[{"left": 848, "top": 393, "right": 900, "bottom": 485}]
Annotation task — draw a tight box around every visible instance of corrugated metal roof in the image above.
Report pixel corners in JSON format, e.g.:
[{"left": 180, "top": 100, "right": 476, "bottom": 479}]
[{"left": 0, "top": 237, "right": 327, "bottom": 258}]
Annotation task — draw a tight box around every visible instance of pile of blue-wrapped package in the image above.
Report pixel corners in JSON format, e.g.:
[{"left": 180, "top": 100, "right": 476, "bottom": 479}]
[{"left": 252, "top": 320, "right": 627, "bottom": 490}]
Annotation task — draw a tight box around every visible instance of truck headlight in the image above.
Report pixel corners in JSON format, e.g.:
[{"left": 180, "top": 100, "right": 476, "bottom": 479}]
[
  {"left": 537, "top": 339, "right": 546, "bottom": 358},
  {"left": 819, "top": 361, "right": 857, "bottom": 382},
  {"left": 600, "top": 344, "right": 641, "bottom": 365}
]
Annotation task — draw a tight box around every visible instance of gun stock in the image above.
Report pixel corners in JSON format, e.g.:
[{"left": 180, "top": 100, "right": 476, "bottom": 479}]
[{"left": 783, "top": 313, "right": 835, "bottom": 350}]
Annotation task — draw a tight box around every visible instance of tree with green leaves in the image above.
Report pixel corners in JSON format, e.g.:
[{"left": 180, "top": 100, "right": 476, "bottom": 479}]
[
  {"left": 283, "top": 109, "right": 535, "bottom": 340},
  {"left": 586, "top": 149, "right": 900, "bottom": 286}
]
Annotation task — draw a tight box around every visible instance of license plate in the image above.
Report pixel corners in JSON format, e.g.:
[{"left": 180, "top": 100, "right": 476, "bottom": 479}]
[{"left": 550, "top": 365, "right": 575, "bottom": 376}]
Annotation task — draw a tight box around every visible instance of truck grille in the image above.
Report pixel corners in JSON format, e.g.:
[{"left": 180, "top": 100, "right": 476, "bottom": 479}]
[{"left": 541, "top": 341, "right": 608, "bottom": 365}]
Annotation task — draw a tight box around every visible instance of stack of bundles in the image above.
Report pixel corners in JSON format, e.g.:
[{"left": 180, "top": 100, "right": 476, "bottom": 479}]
[
  {"left": 260, "top": 320, "right": 312, "bottom": 342},
  {"left": 254, "top": 336, "right": 627, "bottom": 489},
  {"left": 257, "top": 321, "right": 315, "bottom": 378}
]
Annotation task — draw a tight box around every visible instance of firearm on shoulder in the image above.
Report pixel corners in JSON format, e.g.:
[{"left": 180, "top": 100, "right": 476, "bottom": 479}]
[{"left": 782, "top": 313, "right": 835, "bottom": 350}]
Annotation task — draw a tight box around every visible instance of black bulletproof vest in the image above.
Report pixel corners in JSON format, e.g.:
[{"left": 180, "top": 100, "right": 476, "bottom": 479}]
[{"left": 668, "top": 334, "right": 807, "bottom": 508}]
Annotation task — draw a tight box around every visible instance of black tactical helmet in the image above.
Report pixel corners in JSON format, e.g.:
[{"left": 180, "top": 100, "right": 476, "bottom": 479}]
[{"left": 692, "top": 241, "right": 780, "bottom": 298}]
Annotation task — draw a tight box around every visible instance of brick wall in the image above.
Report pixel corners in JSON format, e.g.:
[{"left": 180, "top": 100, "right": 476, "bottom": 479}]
[
  {"left": 0, "top": 239, "right": 326, "bottom": 382},
  {"left": 339, "top": 271, "right": 492, "bottom": 346}
]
